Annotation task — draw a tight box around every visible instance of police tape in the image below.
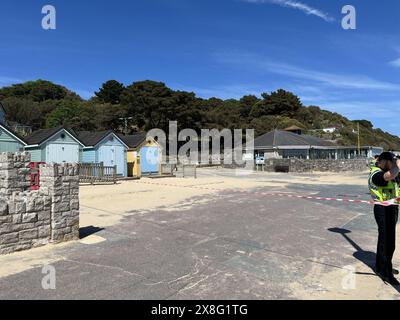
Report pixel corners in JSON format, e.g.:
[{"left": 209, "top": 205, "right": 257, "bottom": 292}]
[
  {"left": 135, "top": 181, "right": 400, "bottom": 206},
  {"left": 233, "top": 190, "right": 400, "bottom": 207}
]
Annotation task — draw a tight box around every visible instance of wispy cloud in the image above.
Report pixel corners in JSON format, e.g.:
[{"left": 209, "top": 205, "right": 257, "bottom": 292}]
[
  {"left": 264, "top": 61, "right": 400, "bottom": 90},
  {"left": 321, "top": 101, "right": 400, "bottom": 122},
  {"left": 215, "top": 52, "right": 400, "bottom": 91},
  {"left": 243, "top": 0, "right": 334, "bottom": 22},
  {"left": 389, "top": 57, "right": 400, "bottom": 68},
  {"left": 388, "top": 46, "right": 400, "bottom": 68}
]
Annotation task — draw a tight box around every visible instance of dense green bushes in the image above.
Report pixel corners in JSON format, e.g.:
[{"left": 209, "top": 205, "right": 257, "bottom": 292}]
[{"left": 1, "top": 79, "right": 399, "bottom": 150}]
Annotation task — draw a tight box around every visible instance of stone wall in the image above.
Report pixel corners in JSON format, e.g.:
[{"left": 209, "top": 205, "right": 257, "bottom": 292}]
[
  {"left": 0, "top": 152, "right": 80, "bottom": 255},
  {"left": 40, "top": 163, "right": 80, "bottom": 242},
  {"left": 0, "top": 152, "right": 31, "bottom": 196},
  {"left": 262, "top": 158, "right": 368, "bottom": 173}
]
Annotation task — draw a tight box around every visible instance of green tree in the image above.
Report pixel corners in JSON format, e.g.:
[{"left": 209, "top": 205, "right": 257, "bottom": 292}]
[
  {"left": 0, "top": 80, "right": 80, "bottom": 102},
  {"left": 121, "top": 80, "right": 201, "bottom": 132},
  {"left": 94, "top": 80, "right": 125, "bottom": 104},
  {"left": 239, "top": 95, "right": 260, "bottom": 119},
  {"left": 121, "top": 80, "right": 174, "bottom": 130},
  {"left": 250, "top": 89, "right": 302, "bottom": 118},
  {"left": 45, "top": 101, "right": 84, "bottom": 128},
  {"left": 1, "top": 97, "right": 42, "bottom": 129},
  {"left": 93, "top": 103, "right": 128, "bottom": 132}
]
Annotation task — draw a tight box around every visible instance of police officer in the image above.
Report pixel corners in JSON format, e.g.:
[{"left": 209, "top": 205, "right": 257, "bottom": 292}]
[
  {"left": 369, "top": 152, "right": 400, "bottom": 285},
  {"left": 369, "top": 155, "right": 379, "bottom": 171}
]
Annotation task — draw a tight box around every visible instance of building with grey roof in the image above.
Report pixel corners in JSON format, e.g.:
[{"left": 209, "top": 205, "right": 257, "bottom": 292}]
[{"left": 249, "top": 130, "right": 383, "bottom": 160}]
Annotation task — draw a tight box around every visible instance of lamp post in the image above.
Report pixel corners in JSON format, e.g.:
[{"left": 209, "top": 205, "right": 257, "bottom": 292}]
[{"left": 119, "top": 117, "right": 133, "bottom": 135}]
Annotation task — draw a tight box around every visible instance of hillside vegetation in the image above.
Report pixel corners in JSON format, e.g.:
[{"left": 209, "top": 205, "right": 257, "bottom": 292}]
[{"left": 1, "top": 80, "right": 399, "bottom": 150}]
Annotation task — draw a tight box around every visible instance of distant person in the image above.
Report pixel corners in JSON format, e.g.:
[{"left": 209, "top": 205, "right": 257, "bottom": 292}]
[
  {"left": 369, "top": 152, "right": 400, "bottom": 285},
  {"left": 369, "top": 155, "right": 379, "bottom": 170}
]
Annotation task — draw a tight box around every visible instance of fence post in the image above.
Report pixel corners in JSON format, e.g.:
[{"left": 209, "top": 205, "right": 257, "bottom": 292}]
[
  {"left": 91, "top": 164, "right": 94, "bottom": 184},
  {"left": 113, "top": 165, "right": 117, "bottom": 184}
]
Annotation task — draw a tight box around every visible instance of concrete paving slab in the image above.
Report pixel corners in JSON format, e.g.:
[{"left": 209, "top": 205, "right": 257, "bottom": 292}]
[
  {"left": 1, "top": 170, "right": 399, "bottom": 299},
  {"left": 0, "top": 259, "right": 144, "bottom": 300}
]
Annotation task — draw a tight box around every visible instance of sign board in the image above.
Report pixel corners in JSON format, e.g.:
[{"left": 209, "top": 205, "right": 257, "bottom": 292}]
[
  {"left": 242, "top": 153, "right": 254, "bottom": 161},
  {"left": 255, "top": 156, "right": 265, "bottom": 165}
]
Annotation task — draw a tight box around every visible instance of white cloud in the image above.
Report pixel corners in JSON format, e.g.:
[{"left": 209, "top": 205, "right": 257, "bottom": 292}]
[
  {"left": 321, "top": 101, "right": 400, "bottom": 122},
  {"left": 243, "top": 0, "right": 334, "bottom": 22},
  {"left": 265, "top": 62, "right": 400, "bottom": 90},
  {"left": 215, "top": 52, "right": 400, "bottom": 91},
  {"left": 321, "top": 101, "right": 400, "bottom": 136},
  {"left": 389, "top": 58, "right": 400, "bottom": 68}
]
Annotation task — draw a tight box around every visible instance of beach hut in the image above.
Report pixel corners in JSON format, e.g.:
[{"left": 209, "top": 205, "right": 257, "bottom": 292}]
[
  {"left": 77, "top": 130, "right": 129, "bottom": 177},
  {"left": 0, "top": 123, "right": 27, "bottom": 152},
  {"left": 0, "top": 102, "right": 27, "bottom": 152},
  {"left": 119, "top": 133, "right": 162, "bottom": 177},
  {"left": 24, "top": 127, "right": 84, "bottom": 163}
]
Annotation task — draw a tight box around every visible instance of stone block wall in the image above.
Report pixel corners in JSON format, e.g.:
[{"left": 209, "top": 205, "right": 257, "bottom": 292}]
[
  {"left": 0, "top": 152, "right": 80, "bottom": 255},
  {"left": 0, "top": 152, "right": 31, "bottom": 195},
  {"left": 262, "top": 158, "right": 368, "bottom": 173},
  {"left": 40, "top": 164, "right": 80, "bottom": 242},
  {"left": 0, "top": 191, "right": 52, "bottom": 254}
]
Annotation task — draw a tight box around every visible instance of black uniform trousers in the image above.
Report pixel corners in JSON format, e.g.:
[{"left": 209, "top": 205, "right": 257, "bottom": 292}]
[{"left": 374, "top": 204, "right": 399, "bottom": 276}]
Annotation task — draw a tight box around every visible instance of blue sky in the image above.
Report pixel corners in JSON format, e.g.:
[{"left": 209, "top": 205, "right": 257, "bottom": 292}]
[{"left": 1, "top": 0, "right": 400, "bottom": 134}]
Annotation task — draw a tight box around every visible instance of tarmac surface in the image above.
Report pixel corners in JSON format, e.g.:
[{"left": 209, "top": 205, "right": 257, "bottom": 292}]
[{"left": 0, "top": 168, "right": 399, "bottom": 299}]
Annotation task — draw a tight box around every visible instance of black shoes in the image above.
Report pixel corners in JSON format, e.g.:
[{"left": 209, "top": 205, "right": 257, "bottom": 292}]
[
  {"left": 376, "top": 268, "right": 399, "bottom": 275},
  {"left": 382, "top": 275, "right": 400, "bottom": 286},
  {"left": 376, "top": 267, "right": 400, "bottom": 285}
]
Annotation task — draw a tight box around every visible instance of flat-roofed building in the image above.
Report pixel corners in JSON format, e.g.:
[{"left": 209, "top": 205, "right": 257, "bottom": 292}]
[{"left": 249, "top": 130, "right": 383, "bottom": 160}]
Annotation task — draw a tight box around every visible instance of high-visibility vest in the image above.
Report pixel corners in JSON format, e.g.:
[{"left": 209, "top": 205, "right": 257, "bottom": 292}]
[
  {"left": 369, "top": 160, "right": 377, "bottom": 171},
  {"left": 369, "top": 166, "right": 400, "bottom": 204}
]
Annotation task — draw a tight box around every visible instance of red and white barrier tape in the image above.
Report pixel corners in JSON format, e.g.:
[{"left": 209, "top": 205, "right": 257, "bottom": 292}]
[
  {"left": 235, "top": 191, "right": 400, "bottom": 207},
  {"left": 136, "top": 180, "right": 400, "bottom": 206}
]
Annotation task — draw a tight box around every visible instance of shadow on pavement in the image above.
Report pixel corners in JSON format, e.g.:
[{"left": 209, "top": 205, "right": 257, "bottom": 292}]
[
  {"left": 328, "top": 227, "right": 400, "bottom": 292},
  {"left": 79, "top": 226, "right": 104, "bottom": 239}
]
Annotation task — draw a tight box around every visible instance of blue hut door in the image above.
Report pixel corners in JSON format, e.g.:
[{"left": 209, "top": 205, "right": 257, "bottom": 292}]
[
  {"left": 47, "top": 144, "right": 79, "bottom": 163},
  {"left": 141, "top": 147, "right": 159, "bottom": 174},
  {"left": 114, "top": 146, "right": 125, "bottom": 176},
  {"left": 98, "top": 145, "right": 125, "bottom": 176},
  {"left": 98, "top": 145, "right": 114, "bottom": 167}
]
